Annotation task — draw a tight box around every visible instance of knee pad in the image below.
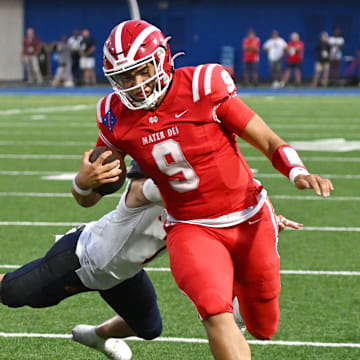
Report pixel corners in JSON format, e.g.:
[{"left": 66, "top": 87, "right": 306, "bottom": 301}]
[{"left": 135, "top": 316, "right": 163, "bottom": 340}]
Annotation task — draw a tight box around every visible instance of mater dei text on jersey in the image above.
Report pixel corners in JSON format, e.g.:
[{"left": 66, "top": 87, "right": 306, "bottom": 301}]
[{"left": 142, "top": 125, "right": 180, "bottom": 145}]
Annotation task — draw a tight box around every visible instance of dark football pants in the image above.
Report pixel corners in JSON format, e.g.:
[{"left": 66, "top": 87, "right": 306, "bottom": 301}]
[{"left": 0, "top": 231, "right": 162, "bottom": 340}]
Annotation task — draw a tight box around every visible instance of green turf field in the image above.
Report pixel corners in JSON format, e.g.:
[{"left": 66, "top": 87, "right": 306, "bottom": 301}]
[{"left": 0, "top": 94, "right": 359, "bottom": 359}]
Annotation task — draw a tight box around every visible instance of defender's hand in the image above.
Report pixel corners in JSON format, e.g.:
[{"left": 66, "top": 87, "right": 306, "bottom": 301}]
[
  {"left": 277, "top": 215, "right": 303, "bottom": 232},
  {"left": 294, "top": 174, "right": 334, "bottom": 198}
]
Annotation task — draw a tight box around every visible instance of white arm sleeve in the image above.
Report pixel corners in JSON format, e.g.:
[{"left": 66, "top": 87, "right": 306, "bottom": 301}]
[{"left": 143, "top": 178, "right": 163, "bottom": 203}]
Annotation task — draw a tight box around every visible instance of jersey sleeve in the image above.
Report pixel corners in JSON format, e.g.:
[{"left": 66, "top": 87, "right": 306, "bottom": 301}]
[
  {"left": 191, "top": 64, "right": 237, "bottom": 106},
  {"left": 215, "top": 96, "right": 255, "bottom": 135},
  {"left": 95, "top": 93, "right": 125, "bottom": 155},
  {"left": 208, "top": 64, "right": 237, "bottom": 105}
]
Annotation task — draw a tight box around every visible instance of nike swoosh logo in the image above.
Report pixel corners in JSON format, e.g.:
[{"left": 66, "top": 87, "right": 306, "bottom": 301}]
[
  {"left": 248, "top": 218, "right": 262, "bottom": 225},
  {"left": 175, "top": 110, "right": 188, "bottom": 118}
]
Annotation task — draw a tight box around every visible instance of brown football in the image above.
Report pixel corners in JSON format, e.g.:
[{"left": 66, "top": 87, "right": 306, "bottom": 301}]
[{"left": 89, "top": 146, "right": 127, "bottom": 195}]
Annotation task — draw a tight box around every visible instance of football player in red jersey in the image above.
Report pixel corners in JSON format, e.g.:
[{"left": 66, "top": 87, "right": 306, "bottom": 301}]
[{"left": 72, "top": 20, "right": 333, "bottom": 360}]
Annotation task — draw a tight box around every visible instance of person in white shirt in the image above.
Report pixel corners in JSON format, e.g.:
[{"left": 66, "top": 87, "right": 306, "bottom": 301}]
[
  {"left": 263, "top": 30, "right": 287, "bottom": 88},
  {"left": 328, "top": 27, "right": 345, "bottom": 84},
  {"left": 67, "top": 29, "right": 83, "bottom": 85}
]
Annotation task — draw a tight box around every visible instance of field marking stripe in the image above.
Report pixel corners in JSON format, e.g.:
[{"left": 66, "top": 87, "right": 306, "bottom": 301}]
[
  {"left": 246, "top": 156, "right": 360, "bottom": 162},
  {"left": 0, "top": 222, "right": 359, "bottom": 231},
  {"left": 271, "top": 195, "right": 360, "bottom": 201},
  {"left": 1, "top": 265, "right": 359, "bottom": 276},
  {"left": 0, "top": 154, "right": 360, "bottom": 162},
  {"left": 0, "top": 123, "right": 95, "bottom": 128},
  {"left": 256, "top": 174, "right": 360, "bottom": 179},
  {"left": 0, "top": 192, "right": 120, "bottom": 198},
  {"left": 0, "top": 332, "right": 359, "bottom": 348},
  {"left": 299, "top": 227, "right": 360, "bottom": 232},
  {"left": 0, "top": 332, "right": 71, "bottom": 339},
  {"left": 0, "top": 171, "right": 67, "bottom": 175},
  {"left": 1, "top": 171, "right": 360, "bottom": 180},
  {"left": 0, "top": 192, "right": 359, "bottom": 202},
  {"left": 0, "top": 141, "right": 92, "bottom": 146},
  {"left": 0, "top": 154, "right": 80, "bottom": 159},
  {"left": 0, "top": 104, "right": 94, "bottom": 116},
  {"left": 0, "top": 222, "right": 81, "bottom": 226},
  {"left": 145, "top": 268, "right": 360, "bottom": 276}
]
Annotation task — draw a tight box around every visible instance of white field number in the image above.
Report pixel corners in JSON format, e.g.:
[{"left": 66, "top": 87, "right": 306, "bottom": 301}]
[{"left": 152, "top": 139, "right": 199, "bottom": 193}]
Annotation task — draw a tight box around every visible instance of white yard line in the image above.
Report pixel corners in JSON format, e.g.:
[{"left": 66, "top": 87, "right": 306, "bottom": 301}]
[
  {"left": 0, "top": 154, "right": 360, "bottom": 162},
  {"left": 1, "top": 221, "right": 358, "bottom": 231},
  {"left": 271, "top": 195, "right": 360, "bottom": 201},
  {"left": 298, "top": 226, "right": 360, "bottom": 232},
  {"left": 0, "top": 154, "right": 80, "bottom": 159},
  {"left": 0, "top": 104, "right": 94, "bottom": 116},
  {"left": 0, "top": 122, "right": 95, "bottom": 128},
  {"left": 0, "top": 141, "right": 92, "bottom": 146},
  {"left": 0, "top": 265, "right": 359, "bottom": 276},
  {"left": 271, "top": 124, "right": 360, "bottom": 129},
  {"left": 0, "top": 192, "right": 358, "bottom": 201},
  {"left": 0, "top": 171, "right": 68, "bottom": 175},
  {"left": 257, "top": 173, "right": 360, "bottom": 179},
  {"left": 0, "top": 171, "right": 359, "bottom": 180},
  {"left": 0, "top": 332, "right": 359, "bottom": 348},
  {"left": 145, "top": 268, "right": 360, "bottom": 276},
  {"left": 0, "top": 192, "right": 120, "bottom": 198},
  {"left": 245, "top": 156, "right": 360, "bottom": 162},
  {"left": 0, "top": 221, "right": 80, "bottom": 226}
]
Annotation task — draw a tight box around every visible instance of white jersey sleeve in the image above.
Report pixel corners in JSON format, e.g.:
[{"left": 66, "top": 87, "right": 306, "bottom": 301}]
[{"left": 75, "top": 184, "right": 166, "bottom": 290}]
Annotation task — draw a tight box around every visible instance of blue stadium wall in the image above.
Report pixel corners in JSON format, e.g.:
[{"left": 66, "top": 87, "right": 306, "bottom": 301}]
[{"left": 25, "top": 0, "right": 360, "bottom": 81}]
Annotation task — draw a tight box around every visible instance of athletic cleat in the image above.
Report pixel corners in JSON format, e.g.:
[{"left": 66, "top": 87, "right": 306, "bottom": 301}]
[
  {"left": 102, "top": 338, "right": 132, "bottom": 360},
  {"left": 72, "top": 324, "right": 132, "bottom": 360},
  {"left": 233, "top": 296, "right": 246, "bottom": 334}
]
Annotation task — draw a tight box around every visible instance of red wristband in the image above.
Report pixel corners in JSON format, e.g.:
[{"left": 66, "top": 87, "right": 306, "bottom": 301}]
[{"left": 271, "top": 145, "right": 309, "bottom": 182}]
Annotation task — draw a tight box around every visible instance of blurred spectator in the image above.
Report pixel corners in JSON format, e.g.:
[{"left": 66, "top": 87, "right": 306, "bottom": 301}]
[
  {"left": 263, "top": 30, "right": 287, "bottom": 88},
  {"left": 328, "top": 27, "right": 345, "bottom": 84},
  {"left": 220, "top": 46, "right": 235, "bottom": 79},
  {"left": 282, "top": 32, "right": 304, "bottom": 87},
  {"left": 68, "top": 29, "right": 83, "bottom": 85},
  {"left": 312, "top": 32, "right": 331, "bottom": 87},
  {"left": 38, "top": 42, "right": 52, "bottom": 80},
  {"left": 22, "top": 27, "right": 43, "bottom": 84},
  {"left": 344, "top": 46, "right": 360, "bottom": 86},
  {"left": 242, "top": 28, "right": 260, "bottom": 86},
  {"left": 79, "top": 29, "right": 96, "bottom": 85},
  {"left": 51, "top": 35, "right": 74, "bottom": 87}
]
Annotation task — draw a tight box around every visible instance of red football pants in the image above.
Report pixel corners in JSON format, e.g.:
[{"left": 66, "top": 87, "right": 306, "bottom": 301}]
[{"left": 166, "top": 199, "right": 280, "bottom": 339}]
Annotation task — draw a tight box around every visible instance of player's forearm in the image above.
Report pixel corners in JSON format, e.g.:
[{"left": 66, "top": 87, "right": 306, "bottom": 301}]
[
  {"left": 72, "top": 177, "right": 102, "bottom": 207},
  {"left": 240, "top": 114, "right": 286, "bottom": 159},
  {"left": 72, "top": 188, "right": 101, "bottom": 207}
]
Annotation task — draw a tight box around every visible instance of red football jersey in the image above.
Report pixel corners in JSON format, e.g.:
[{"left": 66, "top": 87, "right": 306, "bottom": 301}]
[
  {"left": 286, "top": 40, "right": 304, "bottom": 64},
  {"left": 96, "top": 64, "right": 261, "bottom": 220},
  {"left": 242, "top": 37, "right": 260, "bottom": 62}
]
